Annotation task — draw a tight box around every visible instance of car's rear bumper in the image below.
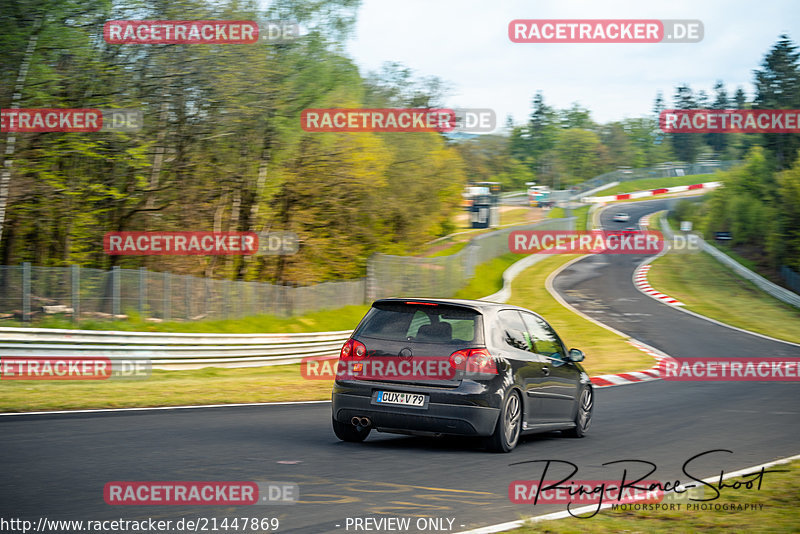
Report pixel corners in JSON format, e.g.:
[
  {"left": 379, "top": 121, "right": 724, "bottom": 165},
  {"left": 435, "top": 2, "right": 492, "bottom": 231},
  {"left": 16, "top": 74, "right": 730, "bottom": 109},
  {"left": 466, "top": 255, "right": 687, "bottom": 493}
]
[{"left": 332, "top": 381, "right": 501, "bottom": 436}]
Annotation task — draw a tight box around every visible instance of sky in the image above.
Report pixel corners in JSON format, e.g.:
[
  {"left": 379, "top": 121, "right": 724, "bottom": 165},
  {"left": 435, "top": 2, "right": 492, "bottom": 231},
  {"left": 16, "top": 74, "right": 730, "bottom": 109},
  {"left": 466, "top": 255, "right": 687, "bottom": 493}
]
[{"left": 344, "top": 0, "right": 799, "bottom": 129}]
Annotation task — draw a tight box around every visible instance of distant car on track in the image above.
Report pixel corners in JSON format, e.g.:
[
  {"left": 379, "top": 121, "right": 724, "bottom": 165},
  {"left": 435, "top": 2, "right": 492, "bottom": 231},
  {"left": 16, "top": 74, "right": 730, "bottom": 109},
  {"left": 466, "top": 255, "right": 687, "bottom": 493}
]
[
  {"left": 612, "top": 212, "right": 630, "bottom": 222},
  {"left": 331, "top": 298, "right": 593, "bottom": 452}
]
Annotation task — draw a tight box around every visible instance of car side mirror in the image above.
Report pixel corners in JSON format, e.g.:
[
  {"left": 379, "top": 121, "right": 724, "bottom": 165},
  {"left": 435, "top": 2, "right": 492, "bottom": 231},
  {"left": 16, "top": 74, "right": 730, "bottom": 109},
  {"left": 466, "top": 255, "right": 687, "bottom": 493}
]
[{"left": 567, "top": 348, "right": 585, "bottom": 362}]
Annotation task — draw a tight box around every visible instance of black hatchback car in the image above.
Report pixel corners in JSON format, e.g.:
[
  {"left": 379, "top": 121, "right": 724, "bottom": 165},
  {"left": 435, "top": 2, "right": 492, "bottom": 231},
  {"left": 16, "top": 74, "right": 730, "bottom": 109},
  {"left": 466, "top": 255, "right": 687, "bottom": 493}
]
[{"left": 331, "top": 298, "right": 593, "bottom": 452}]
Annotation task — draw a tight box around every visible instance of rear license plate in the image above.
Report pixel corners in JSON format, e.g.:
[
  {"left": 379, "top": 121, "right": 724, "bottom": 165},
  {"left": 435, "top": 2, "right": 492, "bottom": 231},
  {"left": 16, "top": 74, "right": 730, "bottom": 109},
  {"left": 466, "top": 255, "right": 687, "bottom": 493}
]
[{"left": 375, "top": 391, "right": 426, "bottom": 407}]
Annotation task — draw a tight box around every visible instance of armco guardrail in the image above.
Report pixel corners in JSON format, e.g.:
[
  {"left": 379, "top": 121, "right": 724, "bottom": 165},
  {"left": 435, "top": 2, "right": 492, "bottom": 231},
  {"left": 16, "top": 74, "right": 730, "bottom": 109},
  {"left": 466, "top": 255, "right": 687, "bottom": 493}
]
[
  {"left": 0, "top": 327, "right": 352, "bottom": 370},
  {"left": 0, "top": 264, "right": 365, "bottom": 322},
  {"left": 661, "top": 217, "right": 800, "bottom": 309}
]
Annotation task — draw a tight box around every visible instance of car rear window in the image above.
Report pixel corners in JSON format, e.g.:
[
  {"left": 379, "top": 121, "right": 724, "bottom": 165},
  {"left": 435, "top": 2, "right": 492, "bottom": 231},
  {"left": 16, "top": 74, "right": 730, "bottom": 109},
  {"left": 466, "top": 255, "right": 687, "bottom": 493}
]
[{"left": 356, "top": 303, "right": 481, "bottom": 343}]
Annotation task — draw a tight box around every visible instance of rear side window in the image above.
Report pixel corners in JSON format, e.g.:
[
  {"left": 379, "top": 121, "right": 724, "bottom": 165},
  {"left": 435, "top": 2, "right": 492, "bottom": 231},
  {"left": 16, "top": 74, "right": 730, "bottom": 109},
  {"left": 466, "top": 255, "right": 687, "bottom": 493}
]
[
  {"left": 520, "top": 312, "right": 566, "bottom": 360},
  {"left": 498, "top": 310, "right": 534, "bottom": 352},
  {"left": 357, "top": 303, "right": 480, "bottom": 343}
]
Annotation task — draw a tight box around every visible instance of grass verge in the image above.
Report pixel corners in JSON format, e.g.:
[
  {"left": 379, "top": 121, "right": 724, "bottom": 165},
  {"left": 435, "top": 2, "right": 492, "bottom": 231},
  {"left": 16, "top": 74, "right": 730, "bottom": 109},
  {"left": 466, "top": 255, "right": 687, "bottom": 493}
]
[
  {"left": 511, "top": 459, "right": 800, "bottom": 533},
  {"left": 508, "top": 255, "right": 655, "bottom": 376},
  {"left": 454, "top": 253, "right": 525, "bottom": 299},
  {"left": 572, "top": 205, "right": 590, "bottom": 230},
  {"left": 502, "top": 206, "right": 542, "bottom": 226},
  {"left": 427, "top": 240, "right": 470, "bottom": 257},
  {"left": 647, "top": 251, "right": 800, "bottom": 344}
]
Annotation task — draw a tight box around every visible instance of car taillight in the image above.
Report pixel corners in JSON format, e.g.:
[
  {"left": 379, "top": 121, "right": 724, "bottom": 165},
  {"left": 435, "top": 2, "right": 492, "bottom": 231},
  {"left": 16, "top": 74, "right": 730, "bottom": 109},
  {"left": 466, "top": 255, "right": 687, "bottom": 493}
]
[
  {"left": 340, "top": 339, "right": 367, "bottom": 361},
  {"left": 449, "top": 348, "right": 498, "bottom": 375}
]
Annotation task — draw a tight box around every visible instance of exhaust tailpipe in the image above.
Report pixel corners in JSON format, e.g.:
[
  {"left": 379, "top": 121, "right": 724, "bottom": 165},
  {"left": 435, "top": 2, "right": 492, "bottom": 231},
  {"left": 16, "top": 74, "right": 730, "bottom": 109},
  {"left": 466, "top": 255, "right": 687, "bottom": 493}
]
[{"left": 351, "top": 416, "right": 371, "bottom": 427}]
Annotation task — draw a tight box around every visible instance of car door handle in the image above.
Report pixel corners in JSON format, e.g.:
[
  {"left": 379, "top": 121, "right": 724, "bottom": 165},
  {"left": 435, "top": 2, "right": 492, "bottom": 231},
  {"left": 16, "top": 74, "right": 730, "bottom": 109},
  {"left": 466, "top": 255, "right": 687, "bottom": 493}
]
[{"left": 541, "top": 366, "right": 550, "bottom": 376}]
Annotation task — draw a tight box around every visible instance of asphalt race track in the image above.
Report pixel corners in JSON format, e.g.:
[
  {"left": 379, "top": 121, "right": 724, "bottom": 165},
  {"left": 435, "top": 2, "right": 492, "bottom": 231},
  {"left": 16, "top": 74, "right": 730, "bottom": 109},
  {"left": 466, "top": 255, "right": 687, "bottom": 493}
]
[{"left": 2, "top": 198, "right": 800, "bottom": 533}]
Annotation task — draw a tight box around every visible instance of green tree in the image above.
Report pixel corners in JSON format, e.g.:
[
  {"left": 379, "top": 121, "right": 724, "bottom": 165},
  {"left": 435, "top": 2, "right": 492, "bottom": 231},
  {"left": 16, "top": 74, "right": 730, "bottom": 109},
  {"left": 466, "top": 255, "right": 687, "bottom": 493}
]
[
  {"left": 754, "top": 35, "right": 800, "bottom": 169},
  {"left": 600, "top": 122, "right": 636, "bottom": 168},
  {"left": 455, "top": 135, "right": 535, "bottom": 190},
  {"left": 554, "top": 129, "right": 610, "bottom": 185},
  {"left": 707, "top": 81, "right": 729, "bottom": 155},
  {"left": 559, "top": 103, "right": 595, "bottom": 130},
  {"left": 670, "top": 84, "right": 703, "bottom": 162},
  {"left": 774, "top": 152, "right": 800, "bottom": 270}
]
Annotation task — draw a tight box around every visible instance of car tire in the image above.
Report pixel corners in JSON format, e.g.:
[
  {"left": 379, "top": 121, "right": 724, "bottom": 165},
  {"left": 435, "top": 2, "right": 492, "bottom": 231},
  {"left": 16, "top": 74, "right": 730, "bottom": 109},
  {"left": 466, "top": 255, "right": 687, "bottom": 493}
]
[
  {"left": 332, "top": 417, "right": 371, "bottom": 443},
  {"left": 564, "top": 385, "right": 593, "bottom": 438},
  {"left": 485, "top": 390, "right": 522, "bottom": 453}
]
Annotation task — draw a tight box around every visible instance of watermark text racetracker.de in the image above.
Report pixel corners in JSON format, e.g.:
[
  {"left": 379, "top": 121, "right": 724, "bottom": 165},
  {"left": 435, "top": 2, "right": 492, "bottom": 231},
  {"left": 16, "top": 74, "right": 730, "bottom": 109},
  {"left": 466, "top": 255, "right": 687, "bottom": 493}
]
[
  {"left": 104, "top": 481, "right": 297, "bottom": 505},
  {"left": 508, "top": 19, "right": 703, "bottom": 43},
  {"left": 103, "top": 20, "right": 299, "bottom": 44},
  {"left": 660, "top": 109, "right": 800, "bottom": 133},
  {"left": 508, "top": 230, "right": 702, "bottom": 254},
  {"left": 300, "top": 108, "right": 496, "bottom": 133},
  {"left": 1, "top": 109, "right": 143, "bottom": 132},
  {"left": 103, "top": 231, "right": 298, "bottom": 255},
  {"left": 660, "top": 358, "right": 800, "bottom": 381},
  {"left": 0, "top": 357, "right": 150, "bottom": 380},
  {"left": 301, "top": 355, "right": 463, "bottom": 381}
]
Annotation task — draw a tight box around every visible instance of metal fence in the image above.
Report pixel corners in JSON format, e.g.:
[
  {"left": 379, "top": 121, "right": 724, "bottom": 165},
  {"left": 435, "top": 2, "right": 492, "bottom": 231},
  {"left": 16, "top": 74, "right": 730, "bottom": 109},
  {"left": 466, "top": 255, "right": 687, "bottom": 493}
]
[
  {"left": 366, "top": 217, "right": 575, "bottom": 301},
  {"left": 0, "top": 264, "right": 365, "bottom": 321},
  {"left": 0, "top": 217, "right": 576, "bottom": 321},
  {"left": 0, "top": 219, "right": 574, "bottom": 321}
]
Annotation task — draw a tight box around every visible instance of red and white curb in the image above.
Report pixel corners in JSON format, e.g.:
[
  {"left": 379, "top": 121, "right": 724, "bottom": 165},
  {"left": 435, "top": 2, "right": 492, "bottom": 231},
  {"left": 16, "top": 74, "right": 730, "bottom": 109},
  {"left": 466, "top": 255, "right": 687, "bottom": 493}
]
[
  {"left": 633, "top": 263, "right": 684, "bottom": 306},
  {"left": 633, "top": 212, "right": 683, "bottom": 305},
  {"left": 584, "top": 181, "right": 721, "bottom": 203},
  {"left": 590, "top": 339, "right": 675, "bottom": 387}
]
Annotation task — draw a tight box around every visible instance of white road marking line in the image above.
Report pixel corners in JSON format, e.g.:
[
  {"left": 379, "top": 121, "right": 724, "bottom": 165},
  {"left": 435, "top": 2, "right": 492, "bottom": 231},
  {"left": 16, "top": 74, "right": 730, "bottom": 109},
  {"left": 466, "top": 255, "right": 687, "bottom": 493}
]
[{"left": 0, "top": 400, "right": 331, "bottom": 417}]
